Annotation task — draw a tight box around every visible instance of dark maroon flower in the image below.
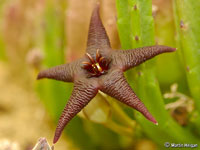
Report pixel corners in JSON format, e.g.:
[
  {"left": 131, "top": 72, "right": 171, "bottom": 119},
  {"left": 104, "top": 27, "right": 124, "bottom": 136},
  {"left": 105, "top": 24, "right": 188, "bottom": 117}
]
[{"left": 37, "top": 4, "right": 176, "bottom": 144}]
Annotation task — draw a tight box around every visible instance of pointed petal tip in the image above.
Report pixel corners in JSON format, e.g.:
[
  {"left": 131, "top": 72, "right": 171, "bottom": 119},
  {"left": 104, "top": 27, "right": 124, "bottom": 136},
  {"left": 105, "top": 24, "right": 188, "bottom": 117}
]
[
  {"left": 93, "top": 2, "right": 100, "bottom": 11},
  {"left": 96, "top": 1, "right": 100, "bottom": 6},
  {"left": 151, "top": 120, "right": 158, "bottom": 125},
  {"left": 172, "top": 47, "right": 177, "bottom": 51},
  {"left": 148, "top": 116, "right": 158, "bottom": 125},
  {"left": 152, "top": 119, "right": 158, "bottom": 125},
  {"left": 166, "top": 46, "right": 177, "bottom": 52},
  {"left": 162, "top": 46, "right": 177, "bottom": 52},
  {"left": 53, "top": 136, "right": 58, "bottom": 144},
  {"left": 157, "top": 45, "right": 177, "bottom": 52}
]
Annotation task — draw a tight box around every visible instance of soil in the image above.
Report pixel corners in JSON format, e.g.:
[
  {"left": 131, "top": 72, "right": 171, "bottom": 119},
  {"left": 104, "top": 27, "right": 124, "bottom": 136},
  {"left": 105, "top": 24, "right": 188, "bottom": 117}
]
[{"left": 0, "top": 62, "right": 75, "bottom": 150}]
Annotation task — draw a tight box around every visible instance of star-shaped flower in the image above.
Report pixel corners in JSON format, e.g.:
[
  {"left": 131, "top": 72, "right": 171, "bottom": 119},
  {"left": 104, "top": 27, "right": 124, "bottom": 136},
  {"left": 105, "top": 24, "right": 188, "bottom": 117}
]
[{"left": 37, "top": 4, "right": 176, "bottom": 144}]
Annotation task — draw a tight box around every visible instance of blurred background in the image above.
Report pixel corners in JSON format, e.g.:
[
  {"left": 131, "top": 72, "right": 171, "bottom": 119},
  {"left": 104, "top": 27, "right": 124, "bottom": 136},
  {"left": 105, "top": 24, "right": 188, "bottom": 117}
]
[{"left": 0, "top": 0, "right": 200, "bottom": 149}]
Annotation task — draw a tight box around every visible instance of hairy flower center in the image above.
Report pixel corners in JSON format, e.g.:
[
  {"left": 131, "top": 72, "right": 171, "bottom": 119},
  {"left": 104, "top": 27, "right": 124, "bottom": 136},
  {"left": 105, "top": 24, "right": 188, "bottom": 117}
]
[{"left": 82, "top": 49, "right": 109, "bottom": 77}]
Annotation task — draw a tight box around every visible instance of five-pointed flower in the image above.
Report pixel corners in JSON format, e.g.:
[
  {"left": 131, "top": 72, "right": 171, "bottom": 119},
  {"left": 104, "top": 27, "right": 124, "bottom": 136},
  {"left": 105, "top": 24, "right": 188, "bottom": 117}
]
[{"left": 37, "top": 4, "right": 176, "bottom": 144}]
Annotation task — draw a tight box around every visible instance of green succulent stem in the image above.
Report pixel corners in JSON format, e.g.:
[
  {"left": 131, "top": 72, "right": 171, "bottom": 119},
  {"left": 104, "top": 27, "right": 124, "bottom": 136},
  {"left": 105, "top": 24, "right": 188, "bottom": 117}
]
[
  {"left": 173, "top": 0, "right": 200, "bottom": 136},
  {"left": 116, "top": 0, "right": 200, "bottom": 146},
  {"left": 173, "top": 0, "right": 200, "bottom": 127}
]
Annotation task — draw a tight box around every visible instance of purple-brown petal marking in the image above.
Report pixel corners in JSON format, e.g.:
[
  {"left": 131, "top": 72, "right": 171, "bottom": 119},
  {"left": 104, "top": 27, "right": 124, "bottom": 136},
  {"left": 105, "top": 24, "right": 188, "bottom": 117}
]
[
  {"left": 100, "top": 69, "right": 157, "bottom": 125},
  {"left": 53, "top": 79, "right": 99, "bottom": 144},
  {"left": 112, "top": 45, "right": 176, "bottom": 71},
  {"left": 86, "top": 4, "right": 111, "bottom": 56},
  {"left": 37, "top": 64, "right": 74, "bottom": 82}
]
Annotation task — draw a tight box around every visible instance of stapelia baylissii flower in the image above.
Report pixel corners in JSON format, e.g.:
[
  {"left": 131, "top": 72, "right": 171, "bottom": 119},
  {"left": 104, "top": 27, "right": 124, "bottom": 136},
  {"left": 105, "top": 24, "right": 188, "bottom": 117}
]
[{"left": 37, "top": 4, "right": 176, "bottom": 144}]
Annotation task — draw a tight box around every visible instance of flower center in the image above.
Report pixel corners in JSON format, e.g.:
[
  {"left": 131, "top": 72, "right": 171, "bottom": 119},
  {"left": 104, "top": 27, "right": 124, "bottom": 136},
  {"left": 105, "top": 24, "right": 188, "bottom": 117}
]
[{"left": 82, "top": 49, "right": 110, "bottom": 77}]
